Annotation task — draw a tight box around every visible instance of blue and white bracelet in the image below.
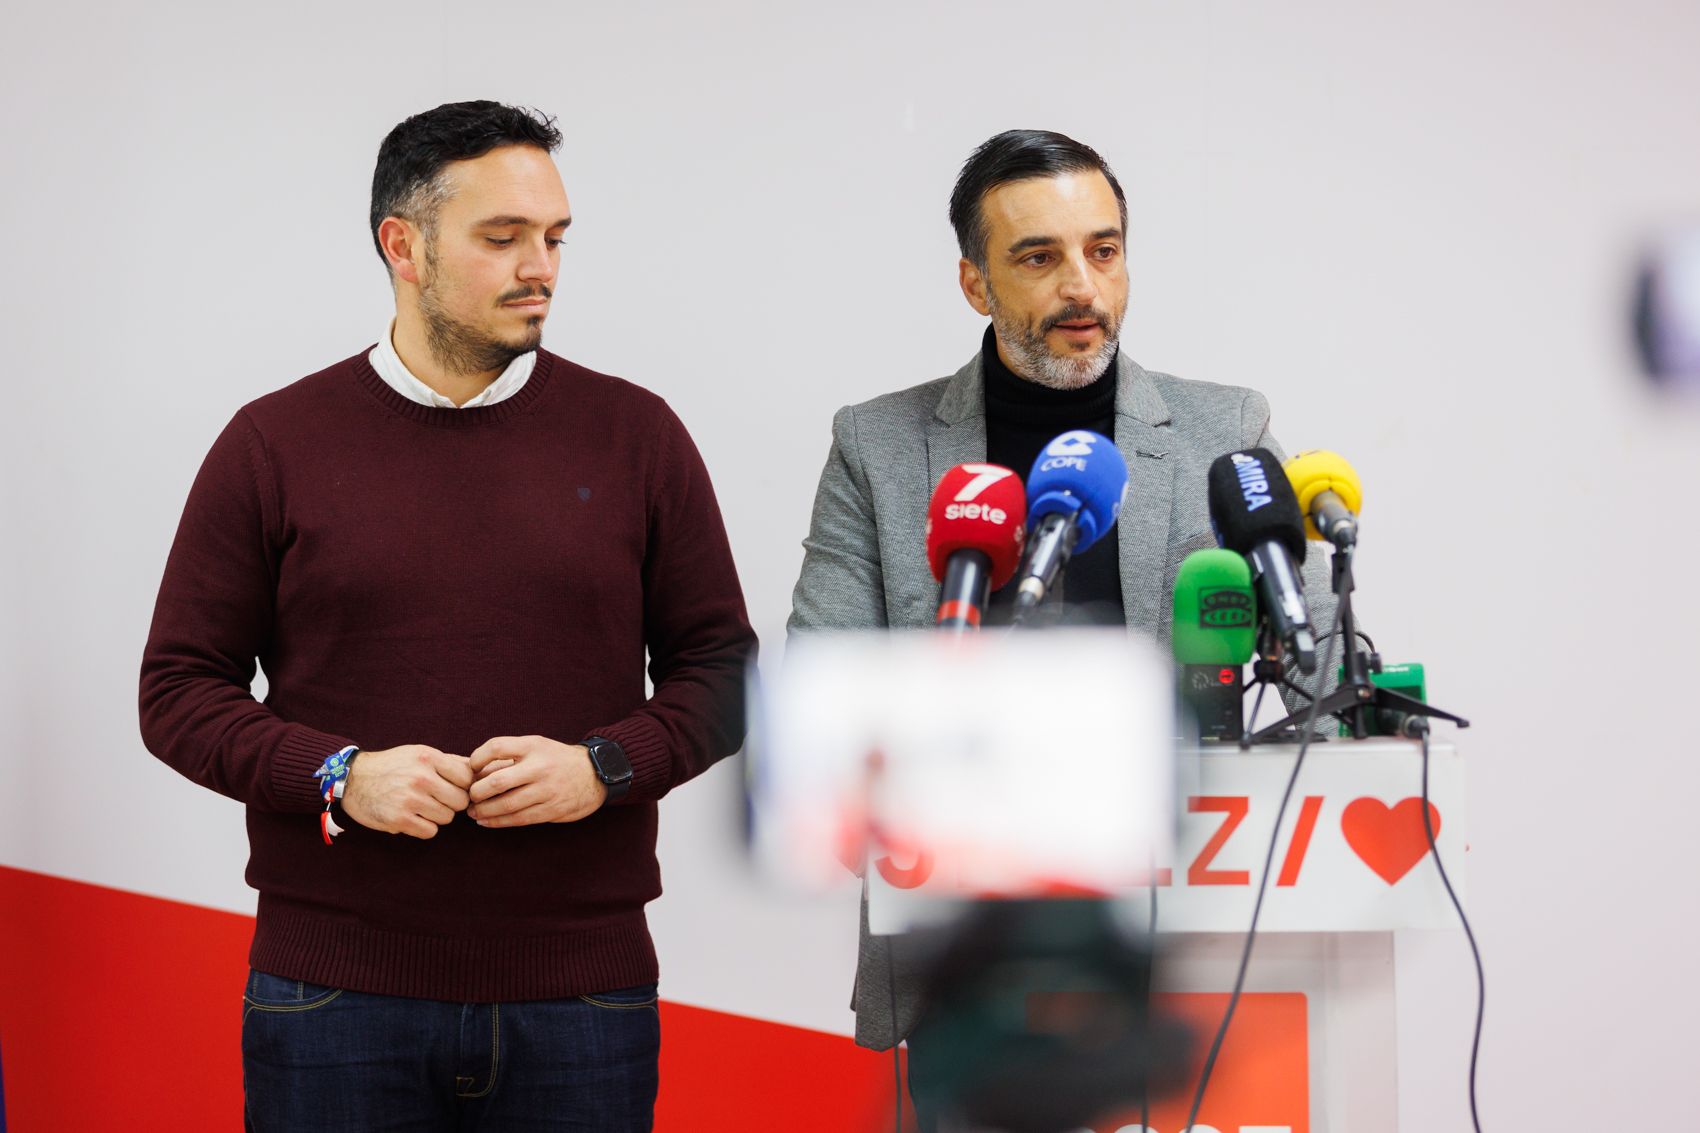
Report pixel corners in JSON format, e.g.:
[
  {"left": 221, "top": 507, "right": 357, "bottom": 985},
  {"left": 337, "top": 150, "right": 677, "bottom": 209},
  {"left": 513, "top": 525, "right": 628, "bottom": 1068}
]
[{"left": 311, "top": 745, "right": 360, "bottom": 844}]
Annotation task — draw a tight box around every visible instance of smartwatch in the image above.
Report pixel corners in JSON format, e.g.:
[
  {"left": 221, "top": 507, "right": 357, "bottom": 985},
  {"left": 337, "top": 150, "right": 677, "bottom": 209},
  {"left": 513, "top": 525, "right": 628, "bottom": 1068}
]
[{"left": 582, "top": 735, "right": 634, "bottom": 803}]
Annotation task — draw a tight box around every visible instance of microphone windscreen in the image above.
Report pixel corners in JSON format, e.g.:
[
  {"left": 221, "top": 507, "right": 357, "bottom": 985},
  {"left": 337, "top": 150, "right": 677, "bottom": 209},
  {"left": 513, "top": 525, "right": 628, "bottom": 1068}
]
[
  {"left": 1024, "top": 430, "right": 1129, "bottom": 554},
  {"left": 925, "top": 463, "right": 1028, "bottom": 588},
  {"left": 1172, "top": 549, "right": 1257, "bottom": 665},
  {"left": 1207, "top": 448, "right": 1308, "bottom": 563},
  {"left": 1283, "top": 450, "right": 1364, "bottom": 542}
]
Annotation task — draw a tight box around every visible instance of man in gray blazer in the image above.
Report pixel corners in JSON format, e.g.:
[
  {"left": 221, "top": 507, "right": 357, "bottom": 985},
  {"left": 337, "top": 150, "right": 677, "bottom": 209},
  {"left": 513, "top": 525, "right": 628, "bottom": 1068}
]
[{"left": 787, "top": 129, "right": 1335, "bottom": 1118}]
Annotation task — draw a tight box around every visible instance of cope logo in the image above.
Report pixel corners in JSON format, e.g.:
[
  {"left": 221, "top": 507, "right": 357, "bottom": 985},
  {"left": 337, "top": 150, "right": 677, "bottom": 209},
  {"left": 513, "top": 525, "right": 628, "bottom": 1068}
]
[
  {"left": 1037, "top": 429, "right": 1098, "bottom": 474},
  {"left": 1199, "top": 587, "right": 1254, "bottom": 628}
]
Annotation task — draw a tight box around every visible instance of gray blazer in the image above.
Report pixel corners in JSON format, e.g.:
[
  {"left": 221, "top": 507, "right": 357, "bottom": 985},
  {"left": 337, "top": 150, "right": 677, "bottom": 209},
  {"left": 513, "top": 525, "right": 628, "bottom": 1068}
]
[{"left": 786, "top": 349, "right": 1336, "bottom": 1048}]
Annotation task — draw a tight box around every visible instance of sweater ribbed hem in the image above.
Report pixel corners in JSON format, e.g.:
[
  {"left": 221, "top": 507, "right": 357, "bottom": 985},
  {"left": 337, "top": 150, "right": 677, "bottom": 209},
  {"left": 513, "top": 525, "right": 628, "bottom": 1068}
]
[
  {"left": 594, "top": 715, "right": 673, "bottom": 803},
  {"left": 251, "top": 895, "right": 658, "bottom": 1002},
  {"left": 349, "top": 350, "right": 557, "bottom": 425},
  {"left": 271, "top": 727, "right": 360, "bottom": 811}
]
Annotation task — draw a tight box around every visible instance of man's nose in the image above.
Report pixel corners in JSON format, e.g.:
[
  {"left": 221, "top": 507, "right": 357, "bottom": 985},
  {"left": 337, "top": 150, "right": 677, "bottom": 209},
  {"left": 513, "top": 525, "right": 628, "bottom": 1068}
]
[
  {"left": 517, "top": 238, "right": 556, "bottom": 283},
  {"left": 1057, "top": 253, "right": 1097, "bottom": 305}
]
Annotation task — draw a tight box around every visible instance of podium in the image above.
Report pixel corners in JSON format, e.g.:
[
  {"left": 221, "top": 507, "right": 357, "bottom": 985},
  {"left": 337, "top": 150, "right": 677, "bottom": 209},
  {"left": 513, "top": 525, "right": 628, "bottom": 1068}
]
[
  {"left": 866, "top": 738, "right": 1468, "bottom": 1133},
  {"left": 1138, "top": 739, "right": 1466, "bottom": 1133},
  {"left": 744, "top": 635, "right": 1470, "bottom": 1132}
]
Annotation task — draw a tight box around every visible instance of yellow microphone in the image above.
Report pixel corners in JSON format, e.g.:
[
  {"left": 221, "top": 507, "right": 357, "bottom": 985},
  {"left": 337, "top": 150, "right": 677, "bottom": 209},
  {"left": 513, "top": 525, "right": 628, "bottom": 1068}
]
[{"left": 1283, "top": 450, "right": 1363, "bottom": 548}]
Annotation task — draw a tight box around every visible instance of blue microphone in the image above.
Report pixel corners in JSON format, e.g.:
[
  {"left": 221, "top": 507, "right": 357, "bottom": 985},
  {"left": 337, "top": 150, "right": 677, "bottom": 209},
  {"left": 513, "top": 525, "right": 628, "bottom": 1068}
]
[{"left": 1012, "top": 430, "right": 1129, "bottom": 619}]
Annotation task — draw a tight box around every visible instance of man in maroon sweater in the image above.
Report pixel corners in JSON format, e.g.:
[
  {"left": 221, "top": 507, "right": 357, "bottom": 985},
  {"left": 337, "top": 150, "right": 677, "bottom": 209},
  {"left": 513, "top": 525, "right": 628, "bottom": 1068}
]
[{"left": 138, "top": 101, "right": 755, "bottom": 1131}]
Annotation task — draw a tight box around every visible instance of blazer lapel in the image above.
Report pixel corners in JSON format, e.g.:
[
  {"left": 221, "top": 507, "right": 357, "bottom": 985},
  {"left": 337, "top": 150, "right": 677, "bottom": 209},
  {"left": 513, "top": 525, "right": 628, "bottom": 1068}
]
[
  {"left": 1112, "top": 355, "right": 1175, "bottom": 636},
  {"left": 926, "top": 354, "right": 989, "bottom": 496},
  {"left": 855, "top": 355, "right": 984, "bottom": 628}
]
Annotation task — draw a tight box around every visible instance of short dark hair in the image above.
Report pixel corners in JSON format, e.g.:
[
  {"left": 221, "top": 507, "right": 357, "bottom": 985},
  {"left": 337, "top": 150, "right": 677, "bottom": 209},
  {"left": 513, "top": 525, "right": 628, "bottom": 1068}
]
[
  {"left": 948, "top": 129, "right": 1128, "bottom": 270},
  {"left": 369, "top": 101, "right": 563, "bottom": 270}
]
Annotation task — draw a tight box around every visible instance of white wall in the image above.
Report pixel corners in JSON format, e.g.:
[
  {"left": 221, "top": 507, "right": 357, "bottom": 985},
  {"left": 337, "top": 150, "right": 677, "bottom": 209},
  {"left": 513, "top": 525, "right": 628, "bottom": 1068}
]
[{"left": 5, "top": 1, "right": 1699, "bottom": 1129}]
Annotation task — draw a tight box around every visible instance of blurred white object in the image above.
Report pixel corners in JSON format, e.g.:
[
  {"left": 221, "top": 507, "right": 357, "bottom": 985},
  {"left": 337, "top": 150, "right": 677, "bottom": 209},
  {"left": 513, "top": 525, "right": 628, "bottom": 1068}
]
[{"left": 749, "top": 630, "right": 1174, "bottom": 927}]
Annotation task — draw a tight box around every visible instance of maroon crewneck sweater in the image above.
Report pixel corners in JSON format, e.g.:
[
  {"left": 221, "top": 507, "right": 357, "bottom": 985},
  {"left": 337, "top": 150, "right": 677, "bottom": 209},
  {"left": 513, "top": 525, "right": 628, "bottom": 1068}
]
[{"left": 139, "top": 348, "right": 756, "bottom": 1002}]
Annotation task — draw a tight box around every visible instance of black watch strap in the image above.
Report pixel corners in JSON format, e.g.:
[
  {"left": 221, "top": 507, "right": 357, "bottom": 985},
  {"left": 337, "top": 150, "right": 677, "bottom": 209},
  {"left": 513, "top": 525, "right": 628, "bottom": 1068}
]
[{"left": 583, "top": 735, "right": 633, "bottom": 803}]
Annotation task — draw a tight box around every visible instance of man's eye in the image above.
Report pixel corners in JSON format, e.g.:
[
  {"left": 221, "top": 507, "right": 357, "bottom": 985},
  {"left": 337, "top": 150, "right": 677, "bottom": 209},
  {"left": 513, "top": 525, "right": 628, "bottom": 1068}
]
[
  {"left": 1093, "top": 244, "right": 1120, "bottom": 260},
  {"left": 546, "top": 237, "right": 563, "bottom": 249},
  {"left": 1023, "top": 252, "right": 1052, "bottom": 267},
  {"left": 486, "top": 237, "right": 515, "bottom": 247}
]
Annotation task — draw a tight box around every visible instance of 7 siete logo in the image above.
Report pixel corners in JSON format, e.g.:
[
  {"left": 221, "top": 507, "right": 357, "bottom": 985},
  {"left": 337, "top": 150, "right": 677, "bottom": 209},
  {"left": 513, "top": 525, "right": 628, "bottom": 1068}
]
[{"left": 944, "top": 464, "right": 1015, "bottom": 525}]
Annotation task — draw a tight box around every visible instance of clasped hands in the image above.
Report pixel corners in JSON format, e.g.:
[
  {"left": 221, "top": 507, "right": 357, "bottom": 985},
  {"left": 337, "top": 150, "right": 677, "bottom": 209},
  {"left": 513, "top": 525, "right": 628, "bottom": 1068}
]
[{"left": 340, "top": 736, "right": 609, "bottom": 839}]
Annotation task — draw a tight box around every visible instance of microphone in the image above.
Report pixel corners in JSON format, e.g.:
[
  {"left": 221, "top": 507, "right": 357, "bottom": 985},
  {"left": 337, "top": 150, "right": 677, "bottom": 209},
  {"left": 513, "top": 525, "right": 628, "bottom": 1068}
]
[
  {"left": 1172, "top": 549, "right": 1257, "bottom": 741},
  {"left": 1356, "top": 661, "right": 1434, "bottom": 739},
  {"left": 1283, "top": 450, "right": 1363, "bottom": 549},
  {"left": 1012, "top": 430, "right": 1129, "bottom": 618},
  {"left": 1375, "top": 709, "right": 1431, "bottom": 738},
  {"left": 926, "top": 463, "right": 1028, "bottom": 631},
  {"left": 1206, "top": 448, "right": 1317, "bottom": 674}
]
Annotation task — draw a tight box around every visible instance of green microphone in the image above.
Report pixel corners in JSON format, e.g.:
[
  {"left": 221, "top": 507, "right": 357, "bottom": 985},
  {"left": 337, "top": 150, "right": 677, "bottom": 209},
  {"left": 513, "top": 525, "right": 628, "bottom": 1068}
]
[
  {"left": 1336, "top": 661, "right": 1431, "bottom": 737},
  {"left": 1173, "top": 549, "right": 1257, "bottom": 740}
]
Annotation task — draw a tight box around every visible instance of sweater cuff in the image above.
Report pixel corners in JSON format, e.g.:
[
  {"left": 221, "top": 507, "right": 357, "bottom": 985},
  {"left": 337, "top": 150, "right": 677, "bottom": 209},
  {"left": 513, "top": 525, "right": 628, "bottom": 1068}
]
[
  {"left": 272, "top": 727, "right": 361, "bottom": 812},
  {"left": 587, "top": 716, "right": 671, "bottom": 804}
]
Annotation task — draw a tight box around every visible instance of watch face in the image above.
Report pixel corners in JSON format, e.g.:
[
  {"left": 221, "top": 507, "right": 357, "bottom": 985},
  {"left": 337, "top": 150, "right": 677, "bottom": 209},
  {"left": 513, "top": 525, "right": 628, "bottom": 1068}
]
[{"left": 588, "top": 738, "right": 633, "bottom": 783}]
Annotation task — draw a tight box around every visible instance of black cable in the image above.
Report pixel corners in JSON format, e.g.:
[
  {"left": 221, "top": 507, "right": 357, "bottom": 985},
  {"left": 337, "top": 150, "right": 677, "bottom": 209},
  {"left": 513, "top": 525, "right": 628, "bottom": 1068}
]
[
  {"left": 1314, "top": 627, "right": 1377, "bottom": 653},
  {"left": 1421, "top": 727, "right": 1487, "bottom": 1133},
  {"left": 889, "top": 945, "right": 903, "bottom": 1133},
  {"left": 1182, "top": 547, "right": 1353, "bottom": 1130},
  {"left": 1140, "top": 871, "right": 1158, "bottom": 1128}
]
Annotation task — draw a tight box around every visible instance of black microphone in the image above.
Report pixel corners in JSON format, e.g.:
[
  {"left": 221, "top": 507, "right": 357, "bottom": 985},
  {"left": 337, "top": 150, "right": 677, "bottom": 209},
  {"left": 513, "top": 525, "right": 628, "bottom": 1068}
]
[{"left": 1206, "top": 448, "right": 1318, "bottom": 674}]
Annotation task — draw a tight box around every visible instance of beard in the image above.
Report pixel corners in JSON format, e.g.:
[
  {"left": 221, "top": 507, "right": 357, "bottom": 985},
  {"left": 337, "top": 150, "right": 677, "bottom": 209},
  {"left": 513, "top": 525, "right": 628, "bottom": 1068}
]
[
  {"left": 417, "top": 265, "right": 546, "bottom": 377},
  {"left": 987, "top": 288, "right": 1123, "bottom": 391}
]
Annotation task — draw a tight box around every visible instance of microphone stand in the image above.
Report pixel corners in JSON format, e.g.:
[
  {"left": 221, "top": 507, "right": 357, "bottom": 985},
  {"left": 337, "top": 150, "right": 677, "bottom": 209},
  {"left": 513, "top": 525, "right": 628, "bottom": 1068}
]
[
  {"left": 1240, "top": 623, "right": 1317, "bottom": 745},
  {"left": 1243, "top": 545, "right": 1470, "bottom": 746}
]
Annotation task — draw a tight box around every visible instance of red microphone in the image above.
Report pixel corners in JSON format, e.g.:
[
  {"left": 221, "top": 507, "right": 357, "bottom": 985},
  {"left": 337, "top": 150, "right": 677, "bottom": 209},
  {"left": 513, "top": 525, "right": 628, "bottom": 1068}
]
[{"left": 925, "top": 463, "right": 1027, "bottom": 631}]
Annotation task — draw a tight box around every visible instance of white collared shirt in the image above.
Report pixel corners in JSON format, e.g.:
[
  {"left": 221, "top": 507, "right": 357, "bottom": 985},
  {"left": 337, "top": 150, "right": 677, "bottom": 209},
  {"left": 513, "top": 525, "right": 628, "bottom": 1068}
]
[{"left": 368, "top": 323, "right": 535, "bottom": 408}]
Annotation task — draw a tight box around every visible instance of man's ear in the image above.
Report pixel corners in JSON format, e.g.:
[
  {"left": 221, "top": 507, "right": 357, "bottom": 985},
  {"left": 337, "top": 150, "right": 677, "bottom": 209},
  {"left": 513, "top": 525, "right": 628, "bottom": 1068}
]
[
  {"left": 377, "top": 217, "right": 424, "bottom": 286},
  {"left": 958, "top": 257, "right": 991, "bottom": 317}
]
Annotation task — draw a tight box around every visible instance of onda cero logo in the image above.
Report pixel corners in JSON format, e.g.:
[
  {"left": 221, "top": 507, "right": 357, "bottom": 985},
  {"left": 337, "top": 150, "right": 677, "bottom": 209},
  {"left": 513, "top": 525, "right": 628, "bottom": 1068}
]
[{"left": 1199, "top": 587, "right": 1254, "bottom": 628}]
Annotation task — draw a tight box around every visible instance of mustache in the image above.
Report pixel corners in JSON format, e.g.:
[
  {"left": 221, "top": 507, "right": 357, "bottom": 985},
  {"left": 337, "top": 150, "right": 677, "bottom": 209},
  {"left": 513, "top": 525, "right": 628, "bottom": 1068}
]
[
  {"left": 1041, "top": 305, "right": 1108, "bottom": 334},
  {"left": 1040, "top": 304, "right": 1108, "bottom": 331},
  {"left": 497, "top": 284, "right": 553, "bottom": 304}
]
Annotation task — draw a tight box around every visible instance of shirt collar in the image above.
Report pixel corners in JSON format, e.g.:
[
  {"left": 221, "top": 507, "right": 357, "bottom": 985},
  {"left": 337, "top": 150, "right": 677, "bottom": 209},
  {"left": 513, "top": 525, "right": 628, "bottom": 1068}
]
[{"left": 368, "top": 322, "right": 536, "bottom": 409}]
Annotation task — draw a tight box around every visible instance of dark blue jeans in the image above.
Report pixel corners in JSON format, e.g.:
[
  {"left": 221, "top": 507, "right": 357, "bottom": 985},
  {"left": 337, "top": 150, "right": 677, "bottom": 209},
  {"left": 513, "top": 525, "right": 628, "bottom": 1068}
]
[
  {"left": 241, "top": 969, "right": 659, "bottom": 1132},
  {"left": 902, "top": 1028, "right": 943, "bottom": 1133}
]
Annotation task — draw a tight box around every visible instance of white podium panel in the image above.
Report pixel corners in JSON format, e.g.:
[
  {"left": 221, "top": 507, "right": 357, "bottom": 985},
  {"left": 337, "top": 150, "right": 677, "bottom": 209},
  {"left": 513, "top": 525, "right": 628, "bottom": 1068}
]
[
  {"left": 1138, "top": 740, "right": 1466, "bottom": 933},
  {"left": 867, "top": 739, "right": 1466, "bottom": 938}
]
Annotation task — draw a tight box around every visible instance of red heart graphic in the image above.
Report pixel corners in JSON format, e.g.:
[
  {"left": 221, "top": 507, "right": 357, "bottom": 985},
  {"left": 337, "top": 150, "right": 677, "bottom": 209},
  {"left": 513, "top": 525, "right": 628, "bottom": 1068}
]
[{"left": 1340, "top": 797, "right": 1440, "bottom": 885}]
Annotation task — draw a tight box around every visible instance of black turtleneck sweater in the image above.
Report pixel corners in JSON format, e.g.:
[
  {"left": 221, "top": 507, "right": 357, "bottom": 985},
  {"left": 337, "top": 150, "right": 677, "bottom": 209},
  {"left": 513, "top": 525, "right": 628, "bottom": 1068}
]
[{"left": 981, "top": 328, "right": 1125, "bottom": 626}]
